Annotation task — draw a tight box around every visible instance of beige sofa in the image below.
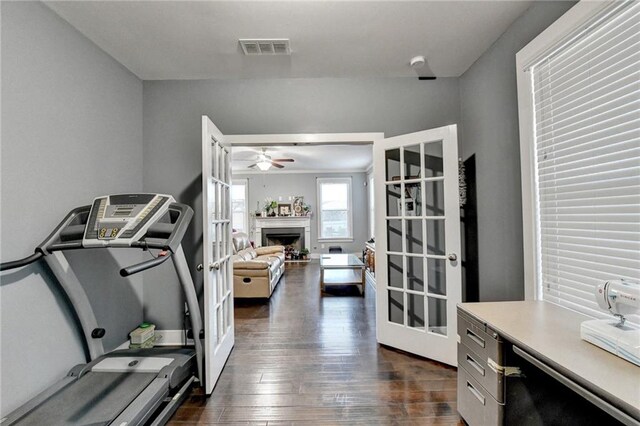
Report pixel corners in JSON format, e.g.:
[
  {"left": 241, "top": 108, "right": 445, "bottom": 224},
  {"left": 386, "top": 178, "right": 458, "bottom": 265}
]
[{"left": 232, "top": 232, "right": 285, "bottom": 298}]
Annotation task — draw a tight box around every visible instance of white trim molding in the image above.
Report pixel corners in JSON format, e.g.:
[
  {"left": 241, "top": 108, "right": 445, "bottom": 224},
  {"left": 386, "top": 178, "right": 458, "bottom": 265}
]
[
  {"left": 516, "top": 0, "right": 622, "bottom": 301},
  {"left": 227, "top": 132, "right": 384, "bottom": 146}
]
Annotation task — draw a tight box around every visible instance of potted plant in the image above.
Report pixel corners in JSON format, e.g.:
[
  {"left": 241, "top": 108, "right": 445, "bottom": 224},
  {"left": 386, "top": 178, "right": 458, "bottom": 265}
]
[
  {"left": 300, "top": 248, "right": 310, "bottom": 260},
  {"left": 302, "top": 203, "right": 312, "bottom": 217},
  {"left": 264, "top": 198, "right": 278, "bottom": 216}
]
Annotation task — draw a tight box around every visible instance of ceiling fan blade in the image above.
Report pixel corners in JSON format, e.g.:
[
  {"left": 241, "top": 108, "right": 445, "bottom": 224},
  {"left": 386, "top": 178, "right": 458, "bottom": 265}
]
[
  {"left": 270, "top": 161, "right": 285, "bottom": 169},
  {"left": 272, "top": 158, "right": 295, "bottom": 162}
]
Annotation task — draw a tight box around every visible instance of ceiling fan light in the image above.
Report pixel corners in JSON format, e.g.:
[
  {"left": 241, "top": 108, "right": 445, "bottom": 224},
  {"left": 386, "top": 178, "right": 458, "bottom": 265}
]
[{"left": 256, "top": 160, "right": 271, "bottom": 171}]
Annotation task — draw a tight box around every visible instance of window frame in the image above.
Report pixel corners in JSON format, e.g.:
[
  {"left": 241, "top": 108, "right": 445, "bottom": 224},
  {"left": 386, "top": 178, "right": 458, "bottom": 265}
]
[
  {"left": 516, "top": 0, "right": 625, "bottom": 301},
  {"left": 231, "top": 178, "right": 249, "bottom": 234},
  {"left": 317, "top": 177, "right": 354, "bottom": 242}
]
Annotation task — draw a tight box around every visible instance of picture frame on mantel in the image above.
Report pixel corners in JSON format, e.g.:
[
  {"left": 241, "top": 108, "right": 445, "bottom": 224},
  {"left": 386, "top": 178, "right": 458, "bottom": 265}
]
[
  {"left": 278, "top": 203, "right": 292, "bottom": 216},
  {"left": 292, "top": 196, "right": 304, "bottom": 216}
]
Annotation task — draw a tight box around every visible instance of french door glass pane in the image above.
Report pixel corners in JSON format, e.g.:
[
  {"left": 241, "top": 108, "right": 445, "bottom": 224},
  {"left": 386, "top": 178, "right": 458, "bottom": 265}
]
[
  {"left": 425, "top": 180, "right": 445, "bottom": 216},
  {"left": 405, "top": 182, "right": 422, "bottom": 216},
  {"left": 424, "top": 141, "right": 444, "bottom": 178},
  {"left": 387, "top": 219, "right": 403, "bottom": 252},
  {"left": 389, "top": 290, "right": 404, "bottom": 324},
  {"left": 408, "top": 293, "right": 425, "bottom": 329},
  {"left": 386, "top": 184, "right": 401, "bottom": 216},
  {"left": 388, "top": 255, "right": 404, "bottom": 289},
  {"left": 426, "top": 219, "right": 446, "bottom": 255},
  {"left": 406, "top": 256, "right": 425, "bottom": 291},
  {"left": 384, "top": 141, "right": 450, "bottom": 335},
  {"left": 405, "top": 219, "right": 423, "bottom": 254},
  {"left": 386, "top": 148, "right": 401, "bottom": 181},
  {"left": 427, "top": 258, "right": 447, "bottom": 296},
  {"left": 404, "top": 144, "right": 422, "bottom": 179},
  {"left": 428, "top": 297, "right": 447, "bottom": 335}
]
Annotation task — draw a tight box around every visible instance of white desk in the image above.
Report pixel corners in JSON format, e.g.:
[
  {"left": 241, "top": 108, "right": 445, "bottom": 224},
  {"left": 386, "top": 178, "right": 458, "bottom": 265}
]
[{"left": 458, "top": 301, "right": 640, "bottom": 424}]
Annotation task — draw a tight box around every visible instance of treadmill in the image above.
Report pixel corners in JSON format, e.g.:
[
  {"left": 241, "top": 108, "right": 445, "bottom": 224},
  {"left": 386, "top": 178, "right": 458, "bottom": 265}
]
[{"left": 0, "top": 193, "right": 204, "bottom": 426}]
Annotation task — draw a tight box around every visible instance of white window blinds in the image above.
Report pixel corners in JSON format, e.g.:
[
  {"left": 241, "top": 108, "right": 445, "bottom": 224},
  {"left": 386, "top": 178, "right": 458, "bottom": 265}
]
[{"left": 531, "top": 2, "right": 640, "bottom": 319}]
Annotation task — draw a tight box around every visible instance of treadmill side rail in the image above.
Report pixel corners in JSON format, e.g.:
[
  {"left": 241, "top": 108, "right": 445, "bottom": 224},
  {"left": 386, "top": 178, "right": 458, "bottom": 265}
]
[
  {"left": 0, "top": 374, "right": 79, "bottom": 425},
  {"left": 109, "top": 377, "right": 170, "bottom": 426}
]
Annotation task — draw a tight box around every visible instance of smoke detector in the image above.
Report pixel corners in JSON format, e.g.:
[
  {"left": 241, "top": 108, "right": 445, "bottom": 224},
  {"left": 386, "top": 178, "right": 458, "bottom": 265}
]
[
  {"left": 410, "top": 55, "right": 426, "bottom": 69},
  {"left": 240, "top": 39, "right": 291, "bottom": 55}
]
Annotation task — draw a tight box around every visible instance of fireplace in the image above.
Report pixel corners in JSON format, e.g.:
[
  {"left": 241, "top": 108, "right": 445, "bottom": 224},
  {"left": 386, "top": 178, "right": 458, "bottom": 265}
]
[
  {"left": 254, "top": 216, "right": 311, "bottom": 252},
  {"left": 262, "top": 227, "right": 305, "bottom": 251}
]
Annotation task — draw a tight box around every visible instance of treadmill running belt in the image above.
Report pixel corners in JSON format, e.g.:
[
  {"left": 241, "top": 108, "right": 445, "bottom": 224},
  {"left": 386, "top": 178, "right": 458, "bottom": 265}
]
[{"left": 15, "top": 372, "right": 157, "bottom": 426}]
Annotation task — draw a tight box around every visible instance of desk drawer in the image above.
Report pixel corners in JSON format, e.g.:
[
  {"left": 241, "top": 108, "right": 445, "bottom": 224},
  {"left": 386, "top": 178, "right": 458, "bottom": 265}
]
[
  {"left": 458, "top": 343, "right": 505, "bottom": 403},
  {"left": 458, "top": 364, "right": 503, "bottom": 426},
  {"left": 457, "top": 309, "right": 503, "bottom": 366}
]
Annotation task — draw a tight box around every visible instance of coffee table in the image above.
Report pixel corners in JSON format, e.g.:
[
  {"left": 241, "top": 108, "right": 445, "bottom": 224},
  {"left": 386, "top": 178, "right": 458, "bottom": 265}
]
[{"left": 320, "top": 254, "right": 365, "bottom": 296}]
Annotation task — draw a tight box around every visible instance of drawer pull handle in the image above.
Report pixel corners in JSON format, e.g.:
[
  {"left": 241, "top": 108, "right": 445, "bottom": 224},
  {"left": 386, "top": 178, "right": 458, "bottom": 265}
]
[
  {"left": 466, "top": 354, "right": 485, "bottom": 376},
  {"left": 466, "top": 381, "right": 486, "bottom": 405},
  {"left": 466, "top": 329, "right": 485, "bottom": 348}
]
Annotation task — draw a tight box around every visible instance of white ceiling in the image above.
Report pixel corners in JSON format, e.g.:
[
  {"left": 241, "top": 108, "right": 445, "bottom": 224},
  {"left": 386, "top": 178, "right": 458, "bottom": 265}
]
[
  {"left": 46, "top": 1, "right": 533, "bottom": 80},
  {"left": 232, "top": 145, "right": 373, "bottom": 173}
]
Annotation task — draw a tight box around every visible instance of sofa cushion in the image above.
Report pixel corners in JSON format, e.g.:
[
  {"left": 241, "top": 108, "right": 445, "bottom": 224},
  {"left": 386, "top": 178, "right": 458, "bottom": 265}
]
[
  {"left": 232, "top": 232, "right": 252, "bottom": 253},
  {"left": 256, "top": 253, "right": 284, "bottom": 267},
  {"left": 236, "top": 248, "right": 256, "bottom": 261},
  {"left": 255, "top": 245, "right": 285, "bottom": 256},
  {"left": 255, "top": 254, "right": 282, "bottom": 268}
]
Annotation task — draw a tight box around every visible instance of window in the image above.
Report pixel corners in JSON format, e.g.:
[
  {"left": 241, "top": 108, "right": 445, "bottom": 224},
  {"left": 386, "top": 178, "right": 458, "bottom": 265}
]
[
  {"left": 317, "top": 177, "right": 353, "bottom": 240},
  {"left": 231, "top": 179, "right": 248, "bottom": 233},
  {"left": 517, "top": 2, "right": 640, "bottom": 317}
]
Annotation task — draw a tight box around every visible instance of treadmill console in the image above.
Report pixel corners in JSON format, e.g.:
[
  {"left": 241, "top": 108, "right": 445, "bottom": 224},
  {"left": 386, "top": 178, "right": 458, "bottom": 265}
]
[{"left": 83, "top": 194, "right": 174, "bottom": 247}]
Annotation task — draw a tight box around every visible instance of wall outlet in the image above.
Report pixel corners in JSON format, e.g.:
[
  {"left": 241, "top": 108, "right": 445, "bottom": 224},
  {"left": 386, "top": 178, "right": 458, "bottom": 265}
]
[{"left": 321, "top": 244, "right": 325, "bottom": 249}]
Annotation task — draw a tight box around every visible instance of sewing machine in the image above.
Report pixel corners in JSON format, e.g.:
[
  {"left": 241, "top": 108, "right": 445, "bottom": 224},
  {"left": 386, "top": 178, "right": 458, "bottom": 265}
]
[{"left": 580, "top": 279, "right": 640, "bottom": 366}]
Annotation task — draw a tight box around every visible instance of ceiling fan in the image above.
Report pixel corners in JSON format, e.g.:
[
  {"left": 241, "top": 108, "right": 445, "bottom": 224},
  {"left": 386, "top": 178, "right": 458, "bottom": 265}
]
[{"left": 248, "top": 148, "right": 294, "bottom": 171}]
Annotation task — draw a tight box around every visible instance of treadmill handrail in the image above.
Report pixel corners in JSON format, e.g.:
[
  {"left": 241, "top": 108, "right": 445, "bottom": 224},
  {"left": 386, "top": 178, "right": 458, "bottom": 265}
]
[
  {"left": 120, "top": 252, "right": 172, "bottom": 277},
  {"left": 0, "top": 251, "right": 44, "bottom": 271},
  {"left": 164, "top": 203, "right": 193, "bottom": 253}
]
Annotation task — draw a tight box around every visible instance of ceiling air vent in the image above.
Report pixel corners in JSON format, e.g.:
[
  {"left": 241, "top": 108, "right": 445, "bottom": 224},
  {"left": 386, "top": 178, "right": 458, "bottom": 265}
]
[{"left": 240, "top": 39, "right": 291, "bottom": 55}]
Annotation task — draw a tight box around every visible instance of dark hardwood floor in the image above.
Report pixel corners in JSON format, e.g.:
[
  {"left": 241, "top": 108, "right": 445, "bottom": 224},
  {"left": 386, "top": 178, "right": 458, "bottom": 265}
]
[{"left": 170, "top": 261, "right": 462, "bottom": 425}]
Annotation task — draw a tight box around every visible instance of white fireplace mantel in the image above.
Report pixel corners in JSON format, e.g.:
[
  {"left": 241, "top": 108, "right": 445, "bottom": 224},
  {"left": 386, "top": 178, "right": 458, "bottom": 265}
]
[{"left": 253, "top": 216, "right": 311, "bottom": 250}]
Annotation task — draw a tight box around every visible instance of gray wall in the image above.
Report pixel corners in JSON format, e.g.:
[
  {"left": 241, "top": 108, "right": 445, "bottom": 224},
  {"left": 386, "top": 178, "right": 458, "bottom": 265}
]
[
  {"left": 0, "top": 1, "right": 143, "bottom": 414},
  {"left": 142, "top": 77, "right": 460, "bottom": 328},
  {"left": 459, "top": 1, "right": 575, "bottom": 301},
  {"left": 235, "top": 172, "right": 370, "bottom": 255}
]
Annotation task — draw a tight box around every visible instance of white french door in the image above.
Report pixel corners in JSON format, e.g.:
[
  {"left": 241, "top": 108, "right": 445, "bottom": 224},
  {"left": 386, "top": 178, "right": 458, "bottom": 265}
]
[
  {"left": 374, "top": 124, "right": 461, "bottom": 366},
  {"left": 202, "top": 116, "right": 234, "bottom": 393}
]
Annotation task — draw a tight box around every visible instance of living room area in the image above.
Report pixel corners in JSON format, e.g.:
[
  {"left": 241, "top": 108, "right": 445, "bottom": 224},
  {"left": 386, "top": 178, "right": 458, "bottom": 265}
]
[{"left": 230, "top": 142, "right": 377, "bottom": 299}]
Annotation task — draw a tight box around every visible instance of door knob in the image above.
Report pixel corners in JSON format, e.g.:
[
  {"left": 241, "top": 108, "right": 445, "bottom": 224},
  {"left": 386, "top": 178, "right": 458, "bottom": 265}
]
[
  {"left": 196, "top": 264, "right": 204, "bottom": 271},
  {"left": 448, "top": 253, "right": 458, "bottom": 261},
  {"left": 210, "top": 262, "right": 221, "bottom": 271}
]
